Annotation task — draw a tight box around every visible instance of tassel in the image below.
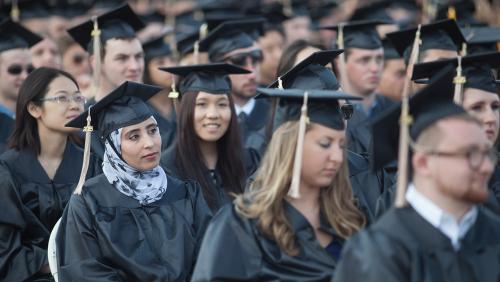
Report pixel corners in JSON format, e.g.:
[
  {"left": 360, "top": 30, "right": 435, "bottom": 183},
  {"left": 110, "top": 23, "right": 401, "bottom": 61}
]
[
  {"left": 10, "top": 0, "right": 20, "bottom": 22},
  {"left": 74, "top": 107, "right": 93, "bottom": 195},
  {"left": 336, "top": 23, "right": 351, "bottom": 93},
  {"left": 277, "top": 76, "right": 284, "bottom": 90},
  {"left": 169, "top": 74, "right": 179, "bottom": 114},
  {"left": 453, "top": 56, "right": 466, "bottom": 105},
  {"left": 289, "top": 92, "right": 309, "bottom": 199},
  {"left": 91, "top": 16, "right": 102, "bottom": 97},
  {"left": 394, "top": 25, "right": 421, "bottom": 207}
]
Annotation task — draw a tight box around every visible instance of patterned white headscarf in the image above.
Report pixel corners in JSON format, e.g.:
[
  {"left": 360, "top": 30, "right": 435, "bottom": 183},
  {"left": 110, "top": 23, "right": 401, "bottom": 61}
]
[{"left": 102, "top": 118, "right": 167, "bottom": 205}]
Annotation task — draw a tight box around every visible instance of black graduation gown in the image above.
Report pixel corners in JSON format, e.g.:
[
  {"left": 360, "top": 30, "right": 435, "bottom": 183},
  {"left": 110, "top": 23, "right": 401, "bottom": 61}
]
[
  {"left": 0, "top": 112, "right": 14, "bottom": 154},
  {"left": 56, "top": 174, "right": 213, "bottom": 282},
  {"left": 191, "top": 202, "right": 341, "bottom": 282},
  {"left": 347, "top": 94, "right": 395, "bottom": 156},
  {"left": 485, "top": 165, "right": 500, "bottom": 214},
  {"left": 0, "top": 142, "right": 97, "bottom": 282},
  {"left": 334, "top": 206, "right": 500, "bottom": 282},
  {"left": 160, "top": 146, "right": 260, "bottom": 212},
  {"left": 238, "top": 98, "right": 271, "bottom": 153}
]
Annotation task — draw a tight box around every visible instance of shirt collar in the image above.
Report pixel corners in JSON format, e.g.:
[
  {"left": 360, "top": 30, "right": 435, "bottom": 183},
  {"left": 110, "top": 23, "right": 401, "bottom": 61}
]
[
  {"left": 234, "top": 98, "right": 255, "bottom": 116},
  {"left": 0, "top": 103, "right": 15, "bottom": 119}
]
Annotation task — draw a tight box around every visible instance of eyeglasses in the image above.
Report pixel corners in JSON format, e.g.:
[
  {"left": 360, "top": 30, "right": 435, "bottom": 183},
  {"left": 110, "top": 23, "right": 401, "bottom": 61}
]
[
  {"left": 38, "top": 94, "right": 87, "bottom": 105},
  {"left": 429, "top": 147, "right": 497, "bottom": 171},
  {"left": 7, "top": 64, "right": 35, "bottom": 75},
  {"left": 223, "top": 50, "right": 263, "bottom": 67}
]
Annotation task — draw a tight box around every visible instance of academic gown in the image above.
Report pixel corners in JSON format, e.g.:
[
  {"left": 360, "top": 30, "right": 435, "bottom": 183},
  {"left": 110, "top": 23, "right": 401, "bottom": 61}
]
[
  {"left": 334, "top": 206, "right": 500, "bottom": 282},
  {"left": 0, "top": 142, "right": 97, "bottom": 282},
  {"left": 238, "top": 98, "right": 271, "bottom": 153},
  {"left": 347, "top": 94, "right": 396, "bottom": 156},
  {"left": 160, "top": 146, "right": 261, "bottom": 212},
  {"left": 0, "top": 112, "right": 14, "bottom": 154},
  {"left": 56, "top": 174, "right": 213, "bottom": 282},
  {"left": 191, "top": 201, "right": 342, "bottom": 282}
]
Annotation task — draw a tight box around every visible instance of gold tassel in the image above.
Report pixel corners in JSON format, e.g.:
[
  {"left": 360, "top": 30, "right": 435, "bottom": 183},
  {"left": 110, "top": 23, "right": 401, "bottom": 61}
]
[
  {"left": 193, "top": 40, "right": 200, "bottom": 64},
  {"left": 10, "top": 0, "right": 20, "bottom": 22},
  {"left": 453, "top": 56, "right": 466, "bottom": 105},
  {"left": 289, "top": 92, "right": 309, "bottom": 199},
  {"left": 74, "top": 107, "right": 94, "bottom": 195},
  {"left": 448, "top": 6, "right": 457, "bottom": 20},
  {"left": 91, "top": 16, "right": 102, "bottom": 98},
  {"left": 199, "top": 23, "right": 208, "bottom": 39},
  {"left": 394, "top": 25, "right": 421, "bottom": 208},
  {"left": 337, "top": 23, "right": 352, "bottom": 93},
  {"left": 169, "top": 74, "right": 179, "bottom": 114}
]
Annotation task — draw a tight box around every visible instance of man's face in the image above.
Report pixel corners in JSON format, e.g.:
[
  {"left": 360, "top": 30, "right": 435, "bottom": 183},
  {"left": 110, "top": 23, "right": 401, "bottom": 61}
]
[
  {"left": 222, "top": 45, "right": 262, "bottom": 102},
  {"left": 0, "top": 48, "right": 33, "bottom": 101},
  {"left": 101, "top": 38, "right": 144, "bottom": 89},
  {"left": 420, "top": 49, "right": 458, "bottom": 63},
  {"left": 426, "top": 119, "right": 494, "bottom": 204},
  {"left": 377, "top": 58, "right": 406, "bottom": 101},
  {"left": 258, "top": 30, "right": 284, "bottom": 85},
  {"left": 345, "top": 47, "right": 384, "bottom": 97}
]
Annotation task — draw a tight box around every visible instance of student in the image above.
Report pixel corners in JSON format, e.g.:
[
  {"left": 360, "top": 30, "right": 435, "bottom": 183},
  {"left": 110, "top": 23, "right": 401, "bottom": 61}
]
[
  {"left": 377, "top": 38, "right": 405, "bottom": 101},
  {"left": 56, "top": 81, "right": 212, "bottom": 281},
  {"left": 335, "top": 66, "right": 500, "bottom": 282},
  {"left": 192, "top": 88, "right": 365, "bottom": 281},
  {"left": 0, "top": 67, "right": 95, "bottom": 281},
  {"left": 160, "top": 63, "right": 260, "bottom": 212}
]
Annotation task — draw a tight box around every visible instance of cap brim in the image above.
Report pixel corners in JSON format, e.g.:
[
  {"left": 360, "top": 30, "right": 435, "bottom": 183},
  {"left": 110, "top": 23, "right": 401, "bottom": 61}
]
[{"left": 159, "top": 63, "right": 251, "bottom": 76}]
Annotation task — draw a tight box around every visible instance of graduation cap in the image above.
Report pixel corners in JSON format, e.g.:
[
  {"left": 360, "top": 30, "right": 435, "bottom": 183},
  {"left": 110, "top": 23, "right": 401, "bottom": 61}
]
[
  {"left": 461, "top": 27, "right": 500, "bottom": 54},
  {"left": 0, "top": 19, "right": 42, "bottom": 52},
  {"left": 386, "top": 19, "right": 466, "bottom": 62},
  {"left": 319, "top": 20, "right": 393, "bottom": 50},
  {"left": 371, "top": 64, "right": 466, "bottom": 171},
  {"left": 198, "top": 18, "right": 265, "bottom": 62},
  {"left": 67, "top": 4, "right": 145, "bottom": 51},
  {"left": 436, "top": 0, "right": 483, "bottom": 27},
  {"left": 412, "top": 51, "right": 500, "bottom": 94},
  {"left": 159, "top": 63, "right": 250, "bottom": 96},
  {"left": 349, "top": 1, "right": 394, "bottom": 22},
  {"left": 383, "top": 37, "right": 401, "bottom": 60},
  {"left": 143, "top": 34, "right": 172, "bottom": 63},
  {"left": 66, "top": 81, "right": 162, "bottom": 139}
]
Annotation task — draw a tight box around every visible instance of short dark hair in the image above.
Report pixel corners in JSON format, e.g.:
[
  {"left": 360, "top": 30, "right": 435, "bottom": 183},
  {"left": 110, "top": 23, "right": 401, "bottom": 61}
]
[{"left": 8, "top": 67, "right": 79, "bottom": 154}]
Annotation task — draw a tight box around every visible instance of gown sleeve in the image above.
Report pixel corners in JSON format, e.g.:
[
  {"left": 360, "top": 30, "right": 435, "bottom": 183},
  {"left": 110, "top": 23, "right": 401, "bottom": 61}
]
[
  {"left": 57, "top": 194, "right": 123, "bottom": 282},
  {"left": 187, "top": 180, "right": 214, "bottom": 256},
  {"left": 0, "top": 164, "right": 48, "bottom": 281},
  {"left": 333, "top": 230, "right": 409, "bottom": 282},
  {"left": 191, "top": 205, "right": 263, "bottom": 282}
]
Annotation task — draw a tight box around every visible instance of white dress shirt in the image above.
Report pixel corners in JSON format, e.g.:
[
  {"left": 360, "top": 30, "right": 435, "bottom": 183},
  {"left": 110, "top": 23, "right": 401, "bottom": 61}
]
[
  {"left": 405, "top": 184, "right": 478, "bottom": 250},
  {"left": 235, "top": 98, "right": 255, "bottom": 116}
]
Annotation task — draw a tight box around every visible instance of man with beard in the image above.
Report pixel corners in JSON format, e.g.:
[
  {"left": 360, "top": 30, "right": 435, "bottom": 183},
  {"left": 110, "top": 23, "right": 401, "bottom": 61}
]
[
  {"left": 334, "top": 67, "right": 500, "bottom": 282},
  {"left": 199, "top": 19, "right": 270, "bottom": 153},
  {"left": 0, "top": 20, "right": 41, "bottom": 152}
]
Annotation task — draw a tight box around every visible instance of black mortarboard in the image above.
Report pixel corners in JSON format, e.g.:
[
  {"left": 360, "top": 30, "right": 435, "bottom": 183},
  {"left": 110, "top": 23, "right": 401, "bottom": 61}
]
[
  {"left": 349, "top": 2, "right": 393, "bottom": 22},
  {"left": 66, "top": 81, "right": 162, "bottom": 139},
  {"left": 176, "top": 31, "right": 199, "bottom": 56},
  {"left": 0, "top": 19, "right": 42, "bottom": 52},
  {"left": 386, "top": 19, "right": 466, "bottom": 61},
  {"left": 143, "top": 34, "right": 172, "bottom": 63},
  {"left": 371, "top": 65, "right": 466, "bottom": 170},
  {"left": 67, "top": 4, "right": 145, "bottom": 51},
  {"left": 159, "top": 63, "right": 250, "bottom": 94},
  {"left": 269, "top": 50, "right": 343, "bottom": 90},
  {"left": 383, "top": 37, "right": 401, "bottom": 60},
  {"left": 261, "top": 3, "right": 292, "bottom": 30},
  {"left": 319, "top": 20, "right": 392, "bottom": 49},
  {"left": 198, "top": 18, "right": 265, "bottom": 62},
  {"left": 461, "top": 27, "right": 500, "bottom": 54},
  {"left": 256, "top": 88, "right": 361, "bottom": 130},
  {"left": 412, "top": 51, "right": 500, "bottom": 94}
]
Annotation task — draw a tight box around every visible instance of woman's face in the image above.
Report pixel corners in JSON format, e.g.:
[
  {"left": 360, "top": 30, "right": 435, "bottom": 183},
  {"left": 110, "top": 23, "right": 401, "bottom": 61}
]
[
  {"left": 300, "top": 123, "right": 345, "bottom": 189},
  {"left": 193, "top": 91, "right": 232, "bottom": 143},
  {"left": 463, "top": 88, "right": 500, "bottom": 143},
  {"left": 30, "top": 75, "right": 84, "bottom": 133},
  {"left": 121, "top": 118, "right": 162, "bottom": 171},
  {"left": 148, "top": 56, "right": 174, "bottom": 87}
]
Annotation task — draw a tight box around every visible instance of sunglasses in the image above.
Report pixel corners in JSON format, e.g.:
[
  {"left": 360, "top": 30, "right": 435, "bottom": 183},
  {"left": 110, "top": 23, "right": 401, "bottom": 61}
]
[
  {"left": 224, "top": 50, "right": 263, "bottom": 67},
  {"left": 7, "top": 64, "right": 35, "bottom": 75}
]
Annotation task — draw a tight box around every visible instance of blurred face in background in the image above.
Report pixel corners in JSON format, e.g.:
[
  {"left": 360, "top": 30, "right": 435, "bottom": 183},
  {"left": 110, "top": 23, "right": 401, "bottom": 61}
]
[
  {"left": 31, "top": 37, "right": 62, "bottom": 69},
  {"left": 259, "top": 30, "right": 285, "bottom": 85}
]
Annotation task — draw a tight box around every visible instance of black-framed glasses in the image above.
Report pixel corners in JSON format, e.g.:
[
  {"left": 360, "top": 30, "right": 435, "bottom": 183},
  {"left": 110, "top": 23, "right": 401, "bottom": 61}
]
[
  {"left": 7, "top": 64, "right": 35, "bottom": 75},
  {"left": 38, "top": 94, "right": 87, "bottom": 105},
  {"left": 429, "top": 147, "right": 497, "bottom": 170},
  {"left": 223, "top": 50, "right": 263, "bottom": 67}
]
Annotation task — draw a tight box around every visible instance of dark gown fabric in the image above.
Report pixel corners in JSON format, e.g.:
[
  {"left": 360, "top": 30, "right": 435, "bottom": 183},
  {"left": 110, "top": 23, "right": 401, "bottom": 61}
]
[
  {"left": 0, "top": 142, "right": 97, "bottom": 282},
  {"left": 148, "top": 103, "right": 177, "bottom": 152},
  {"left": 0, "top": 112, "right": 14, "bottom": 154},
  {"left": 485, "top": 165, "right": 500, "bottom": 214},
  {"left": 191, "top": 201, "right": 341, "bottom": 282},
  {"left": 347, "top": 94, "right": 396, "bottom": 156},
  {"left": 56, "top": 174, "right": 212, "bottom": 282},
  {"left": 160, "top": 145, "right": 260, "bottom": 212},
  {"left": 238, "top": 98, "right": 271, "bottom": 153},
  {"left": 334, "top": 206, "right": 500, "bottom": 282}
]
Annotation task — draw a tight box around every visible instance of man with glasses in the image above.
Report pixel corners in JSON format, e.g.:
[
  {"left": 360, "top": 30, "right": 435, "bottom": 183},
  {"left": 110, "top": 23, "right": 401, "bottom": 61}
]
[
  {"left": 200, "top": 18, "right": 270, "bottom": 153},
  {"left": 0, "top": 19, "right": 41, "bottom": 152},
  {"left": 334, "top": 67, "right": 500, "bottom": 281}
]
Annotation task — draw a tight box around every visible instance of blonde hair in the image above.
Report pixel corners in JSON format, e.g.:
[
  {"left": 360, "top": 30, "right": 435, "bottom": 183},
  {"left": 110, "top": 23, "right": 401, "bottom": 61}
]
[{"left": 235, "top": 121, "right": 365, "bottom": 256}]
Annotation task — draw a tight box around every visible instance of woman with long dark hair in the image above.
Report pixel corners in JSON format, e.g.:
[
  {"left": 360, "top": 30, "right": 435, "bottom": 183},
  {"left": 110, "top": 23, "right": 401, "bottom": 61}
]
[
  {"left": 160, "top": 63, "right": 260, "bottom": 211},
  {"left": 0, "top": 67, "right": 97, "bottom": 281}
]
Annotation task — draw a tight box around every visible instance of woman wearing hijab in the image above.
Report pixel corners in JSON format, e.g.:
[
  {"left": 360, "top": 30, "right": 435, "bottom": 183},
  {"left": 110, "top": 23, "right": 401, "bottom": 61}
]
[
  {"left": 0, "top": 67, "right": 96, "bottom": 281},
  {"left": 56, "top": 81, "right": 212, "bottom": 281},
  {"left": 160, "top": 63, "right": 260, "bottom": 212}
]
